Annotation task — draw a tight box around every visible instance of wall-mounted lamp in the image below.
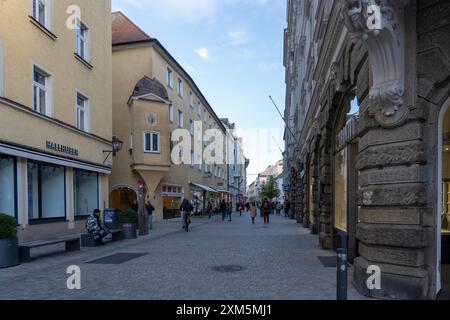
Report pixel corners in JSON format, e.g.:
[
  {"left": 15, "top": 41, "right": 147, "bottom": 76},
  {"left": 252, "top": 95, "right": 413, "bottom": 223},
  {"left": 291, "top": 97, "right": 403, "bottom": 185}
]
[{"left": 103, "top": 136, "right": 124, "bottom": 163}]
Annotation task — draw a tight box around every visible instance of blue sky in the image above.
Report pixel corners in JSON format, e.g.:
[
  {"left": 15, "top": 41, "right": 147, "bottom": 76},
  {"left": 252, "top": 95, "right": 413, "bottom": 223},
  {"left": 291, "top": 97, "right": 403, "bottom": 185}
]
[{"left": 112, "top": 0, "right": 287, "bottom": 183}]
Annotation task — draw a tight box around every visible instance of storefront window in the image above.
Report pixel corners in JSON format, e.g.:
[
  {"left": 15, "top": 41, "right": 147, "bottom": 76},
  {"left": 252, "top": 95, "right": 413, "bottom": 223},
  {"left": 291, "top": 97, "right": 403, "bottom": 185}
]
[
  {"left": 334, "top": 147, "right": 348, "bottom": 232},
  {"left": 74, "top": 169, "right": 98, "bottom": 217},
  {"left": 28, "top": 161, "right": 66, "bottom": 220},
  {"left": 0, "top": 156, "right": 16, "bottom": 217}
]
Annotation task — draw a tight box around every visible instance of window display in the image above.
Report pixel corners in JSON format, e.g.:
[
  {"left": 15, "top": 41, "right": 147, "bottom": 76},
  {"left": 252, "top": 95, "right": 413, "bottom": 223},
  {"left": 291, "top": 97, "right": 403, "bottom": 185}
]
[
  {"left": 334, "top": 148, "right": 348, "bottom": 232},
  {"left": 74, "top": 169, "right": 98, "bottom": 217},
  {"left": 0, "top": 156, "right": 15, "bottom": 217},
  {"left": 28, "top": 161, "right": 65, "bottom": 220}
]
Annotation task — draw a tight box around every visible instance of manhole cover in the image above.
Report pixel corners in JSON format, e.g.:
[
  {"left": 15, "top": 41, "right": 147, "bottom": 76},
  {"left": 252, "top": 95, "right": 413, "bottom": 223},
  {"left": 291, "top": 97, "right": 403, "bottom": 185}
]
[
  {"left": 213, "top": 265, "right": 244, "bottom": 273},
  {"left": 87, "top": 253, "right": 147, "bottom": 265}
]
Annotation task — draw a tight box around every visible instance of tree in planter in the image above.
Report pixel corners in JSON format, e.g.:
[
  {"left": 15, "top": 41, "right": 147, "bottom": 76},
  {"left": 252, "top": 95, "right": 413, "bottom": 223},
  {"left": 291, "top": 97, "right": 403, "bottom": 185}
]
[
  {"left": 260, "top": 176, "right": 280, "bottom": 201},
  {"left": 118, "top": 209, "right": 138, "bottom": 225},
  {"left": 0, "top": 214, "right": 17, "bottom": 240},
  {"left": 0, "top": 214, "right": 19, "bottom": 268},
  {"left": 118, "top": 209, "right": 139, "bottom": 239}
]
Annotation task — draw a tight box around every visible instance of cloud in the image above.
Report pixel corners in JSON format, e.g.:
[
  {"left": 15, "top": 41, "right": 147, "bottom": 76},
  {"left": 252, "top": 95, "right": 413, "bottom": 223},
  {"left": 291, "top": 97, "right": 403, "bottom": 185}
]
[
  {"left": 227, "top": 29, "right": 249, "bottom": 46},
  {"left": 195, "top": 48, "right": 213, "bottom": 61}
]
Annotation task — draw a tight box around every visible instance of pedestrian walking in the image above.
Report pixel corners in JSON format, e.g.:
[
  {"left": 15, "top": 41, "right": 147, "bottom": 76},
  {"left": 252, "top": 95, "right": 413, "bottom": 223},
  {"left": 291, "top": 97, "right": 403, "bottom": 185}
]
[
  {"left": 284, "top": 199, "right": 291, "bottom": 219},
  {"left": 276, "top": 202, "right": 282, "bottom": 215},
  {"left": 227, "top": 202, "right": 233, "bottom": 222},
  {"left": 145, "top": 200, "right": 155, "bottom": 230},
  {"left": 261, "top": 198, "right": 271, "bottom": 224},
  {"left": 207, "top": 201, "right": 213, "bottom": 219},
  {"left": 220, "top": 200, "right": 227, "bottom": 221},
  {"left": 250, "top": 202, "right": 257, "bottom": 225}
]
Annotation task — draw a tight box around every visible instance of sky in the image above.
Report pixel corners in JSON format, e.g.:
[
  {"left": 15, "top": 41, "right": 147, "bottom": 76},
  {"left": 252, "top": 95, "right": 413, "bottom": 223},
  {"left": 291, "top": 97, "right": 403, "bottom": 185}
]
[{"left": 111, "top": 0, "right": 287, "bottom": 185}]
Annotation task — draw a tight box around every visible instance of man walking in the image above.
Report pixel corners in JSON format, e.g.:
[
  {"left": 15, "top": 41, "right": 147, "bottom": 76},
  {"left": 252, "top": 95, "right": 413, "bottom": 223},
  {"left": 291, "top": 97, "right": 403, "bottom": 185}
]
[
  {"left": 261, "top": 198, "right": 271, "bottom": 224},
  {"left": 227, "top": 202, "right": 233, "bottom": 222},
  {"left": 220, "top": 200, "right": 227, "bottom": 222},
  {"left": 284, "top": 199, "right": 291, "bottom": 219}
]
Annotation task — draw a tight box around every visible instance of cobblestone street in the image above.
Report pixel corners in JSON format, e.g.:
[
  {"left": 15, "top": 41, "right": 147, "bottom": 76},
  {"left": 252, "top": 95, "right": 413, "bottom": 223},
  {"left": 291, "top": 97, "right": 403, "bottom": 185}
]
[{"left": 0, "top": 213, "right": 365, "bottom": 300}]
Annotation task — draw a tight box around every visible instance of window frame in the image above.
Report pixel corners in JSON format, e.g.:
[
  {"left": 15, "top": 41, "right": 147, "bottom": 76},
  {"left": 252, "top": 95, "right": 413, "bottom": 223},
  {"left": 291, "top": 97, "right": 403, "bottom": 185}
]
[
  {"left": 169, "top": 103, "right": 174, "bottom": 123},
  {"left": 143, "top": 131, "right": 161, "bottom": 154},
  {"left": 178, "top": 110, "right": 184, "bottom": 128},
  {"left": 0, "top": 39, "right": 3, "bottom": 97},
  {"left": 167, "top": 68, "right": 174, "bottom": 88},
  {"left": 0, "top": 155, "right": 18, "bottom": 219},
  {"left": 33, "top": 65, "right": 52, "bottom": 116},
  {"left": 76, "top": 19, "right": 90, "bottom": 62},
  {"left": 76, "top": 91, "right": 90, "bottom": 132},
  {"left": 73, "top": 169, "right": 99, "bottom": 218},
  {"left": 189, "top": 91, "right": 193, "bottom": 108},
  {"left": 177, "top": 78, "right": 184, "bottom": 98},
  {"left": 27, "top": 160, "right": 67, "bottom": 223}
]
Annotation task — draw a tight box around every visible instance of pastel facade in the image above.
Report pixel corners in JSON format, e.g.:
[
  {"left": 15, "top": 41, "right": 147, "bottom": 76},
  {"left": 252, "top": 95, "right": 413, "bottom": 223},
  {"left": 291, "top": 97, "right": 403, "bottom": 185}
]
[
  {"left": 110, "top": 12, "right": 228, "bottom": 221},
  {"left": 0, "top": 0, "right": 112, "bottom": 241}
]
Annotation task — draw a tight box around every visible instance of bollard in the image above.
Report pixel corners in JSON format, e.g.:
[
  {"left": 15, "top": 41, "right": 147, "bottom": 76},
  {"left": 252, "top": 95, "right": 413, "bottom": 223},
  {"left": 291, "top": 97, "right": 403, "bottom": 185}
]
[{"left": 337, "top": 248, "right": 348, "bottom": 300}]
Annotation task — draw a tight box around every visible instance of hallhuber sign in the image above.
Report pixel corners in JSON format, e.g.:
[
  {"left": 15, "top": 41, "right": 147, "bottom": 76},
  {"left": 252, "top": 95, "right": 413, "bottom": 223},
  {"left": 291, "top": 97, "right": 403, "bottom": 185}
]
[{"left": 46, "top": 141, "right": 79, "bottom": 157}]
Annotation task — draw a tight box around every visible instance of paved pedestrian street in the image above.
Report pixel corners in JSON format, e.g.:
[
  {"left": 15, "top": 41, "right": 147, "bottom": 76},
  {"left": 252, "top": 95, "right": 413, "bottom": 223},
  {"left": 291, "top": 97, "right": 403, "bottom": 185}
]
[{"left": 0, "top": 213, "right": 365, "bottom": 300}]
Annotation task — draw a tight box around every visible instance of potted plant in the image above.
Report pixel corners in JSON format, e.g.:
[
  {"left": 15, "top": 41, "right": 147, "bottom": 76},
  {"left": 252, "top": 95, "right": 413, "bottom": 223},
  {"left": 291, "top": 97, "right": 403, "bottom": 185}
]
[
  {"left": 0, "top": 214, "right": 19, "bottom": 268},
  {"left": 119, "top": 209, "right": 138, "bottom": 239}
]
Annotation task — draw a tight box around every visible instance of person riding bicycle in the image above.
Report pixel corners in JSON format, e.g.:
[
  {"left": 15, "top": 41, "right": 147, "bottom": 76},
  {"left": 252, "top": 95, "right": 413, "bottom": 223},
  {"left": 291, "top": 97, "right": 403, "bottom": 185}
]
[{"left": 180, "top": 199, "right": 194, "bottom": 232}]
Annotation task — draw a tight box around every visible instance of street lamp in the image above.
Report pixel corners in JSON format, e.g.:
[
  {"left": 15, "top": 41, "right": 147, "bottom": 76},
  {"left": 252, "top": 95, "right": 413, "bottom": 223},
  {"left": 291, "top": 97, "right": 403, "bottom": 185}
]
[{"left": 103, "top": 136, "right": 124, "bottom": 163}]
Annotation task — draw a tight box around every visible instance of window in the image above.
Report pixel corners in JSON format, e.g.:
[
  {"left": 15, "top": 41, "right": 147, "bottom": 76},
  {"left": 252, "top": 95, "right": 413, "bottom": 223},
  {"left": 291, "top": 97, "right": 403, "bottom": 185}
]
[
  {"left": 334, "top": 148, "right": 348, "bottom": 232},
  {"left": 32, "top": 0, "right": 47, "bottom": 26},
  {"left": 33, "top": 66, "right": 50, "bottom": 115},
  {"left": 169, "top": 104, "right": 174, "bottom": 122},
  {"left": 178, "top": 110, "right": 184, "bottom": 128},
  {"left": 28, "top": 161, "right": 65, "bottom": 220},
  {"left": 189, "top": 119, "right": 194, "bottom": 135},
  {"left": 197, "top": 103, "right": 201, "bottom": 117},
  {"left": 178, "top": 79, "right": 183, "bottom": 97},
  {"left": 76, "top": 92, "right": 88, "bottom": 131},
  {"left": 0, "top": 39, "right": 3, "bottom": 97},
  {"left": 76, "top": 20, "right": 89, "bottom": 61},
  {"left": 143, "top": 131, "right": 160, "bottom": 153},
  {"left": 74, "top": 169, "right": 98, "bottom": 217},
  {"left": 189, "top": 92, "right": 193, "bottom": 107},
  {"left": 167, "top": 68, "right": 173, "bottom": 88},
  {"left": 0, "top": 156, "right": 16, "bottom": 218}
]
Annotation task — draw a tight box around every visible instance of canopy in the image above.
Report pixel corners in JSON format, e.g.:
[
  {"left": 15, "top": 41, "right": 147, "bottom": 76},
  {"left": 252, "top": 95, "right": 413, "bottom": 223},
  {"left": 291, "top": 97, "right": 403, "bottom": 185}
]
[{"left": 189, "top": 182, "right": 218, "bottom": 193}]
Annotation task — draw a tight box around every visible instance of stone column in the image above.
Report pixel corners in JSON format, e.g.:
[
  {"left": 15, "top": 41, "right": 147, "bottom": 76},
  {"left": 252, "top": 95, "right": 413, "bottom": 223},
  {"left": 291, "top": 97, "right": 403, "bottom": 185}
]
[{"left": 341, "top": 0, "right": 430, "bottom": 299}]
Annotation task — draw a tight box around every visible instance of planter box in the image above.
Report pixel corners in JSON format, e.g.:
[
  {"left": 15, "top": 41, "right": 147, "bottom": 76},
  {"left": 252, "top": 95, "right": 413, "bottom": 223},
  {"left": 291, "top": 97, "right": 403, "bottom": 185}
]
[
  {"left": 121, "top": 223, "right": 137, "bottom": 239},
  {"left": 0, "top": 238, "right": 19, "bottom": 268}
]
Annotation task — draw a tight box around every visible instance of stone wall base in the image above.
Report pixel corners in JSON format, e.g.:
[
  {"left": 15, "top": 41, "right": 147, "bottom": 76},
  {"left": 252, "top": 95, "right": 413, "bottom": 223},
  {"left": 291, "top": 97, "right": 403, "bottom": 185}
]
[{"left": 353, "top": 257, "right": 429, "bottom": 300}]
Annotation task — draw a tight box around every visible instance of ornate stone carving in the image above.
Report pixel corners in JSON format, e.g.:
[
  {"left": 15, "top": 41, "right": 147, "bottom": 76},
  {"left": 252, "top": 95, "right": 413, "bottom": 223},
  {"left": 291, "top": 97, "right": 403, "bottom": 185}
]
[{"left": 341, "top": 0, "right": 410, "bottom": 127}]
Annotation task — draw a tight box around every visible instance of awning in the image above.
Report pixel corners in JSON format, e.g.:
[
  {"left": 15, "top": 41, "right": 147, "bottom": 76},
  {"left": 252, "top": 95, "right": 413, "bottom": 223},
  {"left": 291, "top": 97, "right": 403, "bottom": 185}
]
[
  {"left": 189, "top": 182, "right": 218, "bottom": 193},
  {"left": 215, "top": 189, "right": 230, "bottom": 194}
]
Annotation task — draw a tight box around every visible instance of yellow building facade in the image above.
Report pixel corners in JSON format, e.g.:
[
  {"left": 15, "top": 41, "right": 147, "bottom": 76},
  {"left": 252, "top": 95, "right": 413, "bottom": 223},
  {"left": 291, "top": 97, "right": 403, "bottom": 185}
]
[
  {"left": 111, "top": 12, "right": 228, "bottom": 221},
  {"left": 0, "top": 0, "right": 112, "bottom": 241}
]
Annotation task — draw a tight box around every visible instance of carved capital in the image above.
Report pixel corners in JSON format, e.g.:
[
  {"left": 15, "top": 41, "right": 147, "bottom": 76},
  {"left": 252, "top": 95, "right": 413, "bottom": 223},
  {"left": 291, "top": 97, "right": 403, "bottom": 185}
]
[{"left": 341, "top": 0, "right": 410, "bottom": 127}]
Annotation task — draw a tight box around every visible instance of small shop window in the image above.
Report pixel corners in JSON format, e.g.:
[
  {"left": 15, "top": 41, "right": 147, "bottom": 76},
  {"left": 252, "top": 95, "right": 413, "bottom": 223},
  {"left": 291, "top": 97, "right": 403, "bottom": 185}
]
[
  {"left": 28, "top": 161, "right": 66, "bottom": 221},
  {"left": 0, "top": 155, "right": 16, "bottom": 218},
  {"left": 74, "top": 169, "right": 98, "bottom": 217},
  {"left": 334, "top": 148, "right": 348, "bottom": 232}
]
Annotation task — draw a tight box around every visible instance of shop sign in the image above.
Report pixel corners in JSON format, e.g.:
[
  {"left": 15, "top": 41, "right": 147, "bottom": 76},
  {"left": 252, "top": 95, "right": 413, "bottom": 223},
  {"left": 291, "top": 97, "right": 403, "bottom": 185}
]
[{"left": 46, "top": 141, "right": 79, "bottom": 157}]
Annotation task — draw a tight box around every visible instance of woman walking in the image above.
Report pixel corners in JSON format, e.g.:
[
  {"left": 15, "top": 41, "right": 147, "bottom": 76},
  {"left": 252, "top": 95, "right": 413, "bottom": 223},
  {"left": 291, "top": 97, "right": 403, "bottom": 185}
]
[{"left": 250, "top": 202, "right": 257, "bottom": 225}]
